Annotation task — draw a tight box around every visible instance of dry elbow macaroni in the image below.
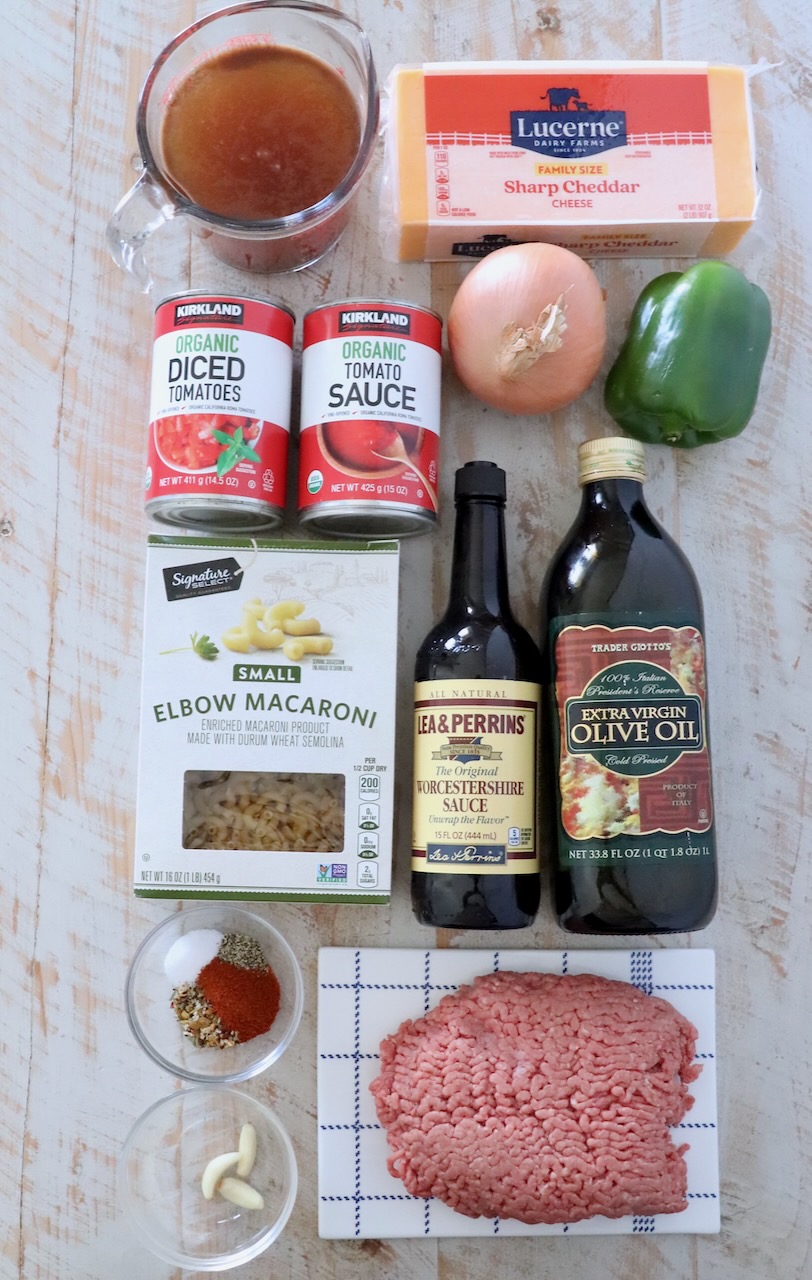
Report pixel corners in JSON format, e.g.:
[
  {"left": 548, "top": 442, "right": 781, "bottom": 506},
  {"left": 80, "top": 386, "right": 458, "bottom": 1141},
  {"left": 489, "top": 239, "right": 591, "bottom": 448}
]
[
  {"left": 182, "top": 770, "right": 345, "bottom": 853},
  {"left": 222, "top": 599, "right": 333, "bottom": 659}
]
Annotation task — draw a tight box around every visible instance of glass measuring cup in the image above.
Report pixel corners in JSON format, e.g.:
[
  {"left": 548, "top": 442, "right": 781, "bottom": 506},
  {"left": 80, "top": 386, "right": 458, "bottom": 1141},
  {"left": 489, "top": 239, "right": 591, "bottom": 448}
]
[{"left": 107, "top": 1, "right": 378, "bottom": 290}]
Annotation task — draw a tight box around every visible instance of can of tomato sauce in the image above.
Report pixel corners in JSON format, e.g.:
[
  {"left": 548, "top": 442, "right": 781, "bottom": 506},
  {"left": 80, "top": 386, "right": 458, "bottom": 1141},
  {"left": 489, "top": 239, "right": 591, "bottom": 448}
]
[
  {"left": 145, "top": 292, "right": 294, "bottom": 531},
  {"left": 298, "top": 300, "right": 442, "bottom": 537}
]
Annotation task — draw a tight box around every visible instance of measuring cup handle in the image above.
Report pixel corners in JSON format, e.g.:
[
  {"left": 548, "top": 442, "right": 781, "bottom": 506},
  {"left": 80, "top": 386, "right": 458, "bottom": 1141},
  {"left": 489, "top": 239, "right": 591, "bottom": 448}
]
[{"left": 106, "top": 170, "right": 177, "bottom": 292}]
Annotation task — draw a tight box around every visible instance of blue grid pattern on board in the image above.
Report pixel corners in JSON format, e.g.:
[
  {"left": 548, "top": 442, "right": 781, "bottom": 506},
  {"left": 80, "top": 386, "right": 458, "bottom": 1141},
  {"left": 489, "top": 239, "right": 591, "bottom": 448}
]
[
  {"left": 319, "top": 949, "right": 485, "bottom": 1237},
  {"left": 626, "top": 949, "right": 717, "bottom": 1233},
  {"left": 630, "top": 950, "right": 654, "bottom": 995},
  {"left": 318, "top": 947, "right": 718, "bottom": 1239},
  {"left": 633, "top": 1216, "right": 656, "bottom": 1233}
]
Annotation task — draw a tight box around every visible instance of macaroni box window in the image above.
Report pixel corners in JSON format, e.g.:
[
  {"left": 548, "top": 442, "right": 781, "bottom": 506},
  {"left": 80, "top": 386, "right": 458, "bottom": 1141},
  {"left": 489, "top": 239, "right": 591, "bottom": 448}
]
[
  {"left": 181, "top": 770, "right": 346, "bottom": 853},
  {"left": 135, "top": 535, "right": 399, "bottom": 902}
]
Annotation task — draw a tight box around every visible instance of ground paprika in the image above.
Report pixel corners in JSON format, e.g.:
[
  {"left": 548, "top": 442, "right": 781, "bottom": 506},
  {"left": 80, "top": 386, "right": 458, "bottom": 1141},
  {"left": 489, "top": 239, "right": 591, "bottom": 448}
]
[{"left": 197, "top": 955, "right": 281, "bottom": 1042}]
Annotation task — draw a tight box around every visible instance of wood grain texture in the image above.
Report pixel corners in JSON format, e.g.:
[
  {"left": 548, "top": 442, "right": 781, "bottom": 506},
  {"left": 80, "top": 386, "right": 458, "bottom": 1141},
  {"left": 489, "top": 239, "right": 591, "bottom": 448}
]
[{"left": 1, "top": 0, "right": 810, "bottom": 1277}]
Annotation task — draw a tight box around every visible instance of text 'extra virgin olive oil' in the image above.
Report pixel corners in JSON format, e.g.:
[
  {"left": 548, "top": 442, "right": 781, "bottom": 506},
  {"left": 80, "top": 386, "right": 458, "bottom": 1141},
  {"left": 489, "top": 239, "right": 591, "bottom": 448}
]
[
  {"left": 541, "top": 438, "right": 718, "bottom": 935},
  {"left": 411, "top": 461, "right": 541, "bottom": 930}
]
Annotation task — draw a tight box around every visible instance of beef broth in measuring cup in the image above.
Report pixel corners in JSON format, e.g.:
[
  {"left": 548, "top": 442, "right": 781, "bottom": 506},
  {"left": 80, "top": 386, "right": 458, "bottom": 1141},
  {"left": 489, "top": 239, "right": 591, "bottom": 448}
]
[
  {"left": 106, "top": 3, "right": 378, "bottom": 288},
  {"left": 161, "top": 43, "right": 361, "bottom": 223}
]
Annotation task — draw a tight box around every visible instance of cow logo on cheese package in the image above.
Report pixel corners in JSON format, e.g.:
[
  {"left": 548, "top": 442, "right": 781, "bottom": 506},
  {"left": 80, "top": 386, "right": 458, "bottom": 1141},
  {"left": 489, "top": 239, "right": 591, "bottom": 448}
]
[{"left": 510, "top": 85, "right": 628, "bottom": 158}]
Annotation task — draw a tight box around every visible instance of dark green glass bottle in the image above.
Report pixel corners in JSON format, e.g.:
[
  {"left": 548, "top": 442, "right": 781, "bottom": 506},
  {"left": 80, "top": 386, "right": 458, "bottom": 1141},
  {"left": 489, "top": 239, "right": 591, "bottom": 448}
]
[
  {"left": 540, "top": 437, "right": 717, "bottom": 934},
  {"left": 411, "top": 461, "right": 541, "bottom": 930}
]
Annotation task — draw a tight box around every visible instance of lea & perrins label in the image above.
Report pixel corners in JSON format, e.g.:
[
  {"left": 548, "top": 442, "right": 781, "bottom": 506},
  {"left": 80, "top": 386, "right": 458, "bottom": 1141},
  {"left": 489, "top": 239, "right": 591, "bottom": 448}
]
[{"left": 411, "top": 679, "right": 541, "bottom": 875}]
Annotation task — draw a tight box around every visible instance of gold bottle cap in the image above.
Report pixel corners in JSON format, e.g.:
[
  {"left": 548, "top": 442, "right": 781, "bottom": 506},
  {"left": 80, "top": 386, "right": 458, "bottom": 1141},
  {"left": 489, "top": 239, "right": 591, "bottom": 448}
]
[{"left": 578, "top": 437, "right": 646, "bottom": 484}]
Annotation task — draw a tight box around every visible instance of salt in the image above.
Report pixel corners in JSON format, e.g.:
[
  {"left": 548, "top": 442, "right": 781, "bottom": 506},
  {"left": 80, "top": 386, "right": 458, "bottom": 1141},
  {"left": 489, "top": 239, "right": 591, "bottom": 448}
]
[{"left": 164, "top": 928, "right": 224, "bottom": 986}]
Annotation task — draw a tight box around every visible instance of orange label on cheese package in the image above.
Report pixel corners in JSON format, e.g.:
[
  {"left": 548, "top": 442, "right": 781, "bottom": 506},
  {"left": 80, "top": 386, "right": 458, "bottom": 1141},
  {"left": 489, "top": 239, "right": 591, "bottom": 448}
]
[
  {"left": 422, "top": 67, "right": 716, "bottom": 221},
  {"left": 387, "top": 61, "right": 758, "bottom": 262}
]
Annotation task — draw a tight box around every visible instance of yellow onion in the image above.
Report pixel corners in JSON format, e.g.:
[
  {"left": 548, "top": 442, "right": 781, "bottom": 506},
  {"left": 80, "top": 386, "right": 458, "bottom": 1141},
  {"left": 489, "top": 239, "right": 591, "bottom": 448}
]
[{"left": 447, "top": 243, "right": 606, "bottom": 414}]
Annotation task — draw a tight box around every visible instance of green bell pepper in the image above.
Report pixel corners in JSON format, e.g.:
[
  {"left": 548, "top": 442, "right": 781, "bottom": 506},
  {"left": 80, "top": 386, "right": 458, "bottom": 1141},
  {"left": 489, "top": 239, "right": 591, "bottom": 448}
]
[{"left": 604, "top": 260, "right": 772, "bottom": 448}]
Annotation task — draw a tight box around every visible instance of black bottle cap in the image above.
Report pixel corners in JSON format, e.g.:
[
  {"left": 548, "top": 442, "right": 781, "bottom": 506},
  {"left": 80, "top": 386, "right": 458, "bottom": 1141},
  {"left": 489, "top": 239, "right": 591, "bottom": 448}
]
[{"left": 454, "top": 460, "right": 506, "bottom": 502}]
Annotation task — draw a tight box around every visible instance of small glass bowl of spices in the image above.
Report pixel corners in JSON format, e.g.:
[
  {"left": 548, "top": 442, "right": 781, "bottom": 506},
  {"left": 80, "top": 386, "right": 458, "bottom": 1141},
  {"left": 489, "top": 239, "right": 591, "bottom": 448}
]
[{"left": 126, "top": 906, "right": 303, "bottom": 1083}]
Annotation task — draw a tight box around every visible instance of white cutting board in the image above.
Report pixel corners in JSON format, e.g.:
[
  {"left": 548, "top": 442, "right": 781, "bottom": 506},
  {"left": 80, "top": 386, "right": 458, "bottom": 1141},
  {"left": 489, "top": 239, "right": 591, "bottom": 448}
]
[{"left": 317, "top": 947, "right": 718, "bottom": 1239}]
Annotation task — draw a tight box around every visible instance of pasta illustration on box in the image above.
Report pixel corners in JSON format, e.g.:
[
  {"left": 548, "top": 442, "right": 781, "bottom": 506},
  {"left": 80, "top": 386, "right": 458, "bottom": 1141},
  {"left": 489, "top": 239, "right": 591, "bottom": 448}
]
[{"left": 135, "top": 535, "right": 399, "bottom": 903}]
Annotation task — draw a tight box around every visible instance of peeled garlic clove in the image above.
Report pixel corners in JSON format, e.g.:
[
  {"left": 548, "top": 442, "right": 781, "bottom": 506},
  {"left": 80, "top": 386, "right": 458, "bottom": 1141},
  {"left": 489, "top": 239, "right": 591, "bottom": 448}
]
[
  {"left": 200, "top": 1151, "right": 240, "bottom": 1200},
  {"left": 236, "top": 1123, "right": 257, "bottom": 1178},
  {"left": 219, "top": 1176, "right": 264, "bottom": 1211}
]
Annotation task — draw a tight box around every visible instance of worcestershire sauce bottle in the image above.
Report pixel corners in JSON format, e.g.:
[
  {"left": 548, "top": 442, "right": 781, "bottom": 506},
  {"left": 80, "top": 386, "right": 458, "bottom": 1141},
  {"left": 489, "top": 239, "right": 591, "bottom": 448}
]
[
  {"left": 411, "top": 461, "right": 541, "bottom": 929},
  {"left": 541, "top": 438, "right": 718, "bottom": 934}
]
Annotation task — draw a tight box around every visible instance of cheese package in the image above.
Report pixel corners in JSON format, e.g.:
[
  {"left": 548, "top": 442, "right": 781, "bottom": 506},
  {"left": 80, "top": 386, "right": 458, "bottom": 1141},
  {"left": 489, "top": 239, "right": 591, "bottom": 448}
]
[{"left": 383, "top": 61, "right": 759, "bottom": 261}]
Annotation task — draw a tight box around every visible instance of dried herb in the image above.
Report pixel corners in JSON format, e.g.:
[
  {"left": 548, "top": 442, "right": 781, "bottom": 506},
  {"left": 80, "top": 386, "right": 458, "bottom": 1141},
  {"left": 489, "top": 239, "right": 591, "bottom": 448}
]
[
  {"left": 218, "top": 932, "right": 268, "bottom": 970},
  {"left": 171, "top": 981, "right": 239, "bottom": 1048}
]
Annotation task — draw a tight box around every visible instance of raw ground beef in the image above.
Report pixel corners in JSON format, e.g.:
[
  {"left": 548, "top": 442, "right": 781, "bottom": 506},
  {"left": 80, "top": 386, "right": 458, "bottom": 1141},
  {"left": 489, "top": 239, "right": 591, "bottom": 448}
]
[{"left": 370, "top": 970, "right": 701, "bottom": 1224}]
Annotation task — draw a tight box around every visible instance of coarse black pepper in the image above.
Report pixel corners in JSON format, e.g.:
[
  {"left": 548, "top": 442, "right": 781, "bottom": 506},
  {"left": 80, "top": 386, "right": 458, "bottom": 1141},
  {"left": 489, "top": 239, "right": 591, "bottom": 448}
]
[{"left": 218, "top": 932, "right": 268, "bottom": 970}]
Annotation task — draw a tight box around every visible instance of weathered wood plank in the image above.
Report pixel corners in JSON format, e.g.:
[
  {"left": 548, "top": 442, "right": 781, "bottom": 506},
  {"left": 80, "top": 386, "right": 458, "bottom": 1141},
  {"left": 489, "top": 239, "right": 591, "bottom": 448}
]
[
  {"left": 3, "top": 0, "right": 810, "bottom": 1276},
  {"left": 1, "top": 3, "right": 80, "bottom": 1276}
]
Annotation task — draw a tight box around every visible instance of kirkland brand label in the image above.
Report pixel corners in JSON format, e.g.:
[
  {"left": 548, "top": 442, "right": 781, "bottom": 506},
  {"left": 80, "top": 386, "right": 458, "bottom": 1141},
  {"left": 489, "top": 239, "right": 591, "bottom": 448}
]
[
  {"left": 338, "top": 308, "right": 412, "bottom": 334},
  {"left": 551, "top": 619, "right": 714, "bottom": 868},
  {"left": 411, "top": 679, "right": 540, "bottom": 876},
  {"left": 174, "top": 301, "right": 245, "bottom": 325}
]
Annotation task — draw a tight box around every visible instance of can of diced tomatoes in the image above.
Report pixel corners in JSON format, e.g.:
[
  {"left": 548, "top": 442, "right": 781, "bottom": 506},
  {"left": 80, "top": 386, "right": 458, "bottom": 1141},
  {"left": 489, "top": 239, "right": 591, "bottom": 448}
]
[
  {"left": 298, "top": 300, "right": 442, "bottom": 537},
  {"left": 145, "top": 292, "right": 294, "bottom": 531}
]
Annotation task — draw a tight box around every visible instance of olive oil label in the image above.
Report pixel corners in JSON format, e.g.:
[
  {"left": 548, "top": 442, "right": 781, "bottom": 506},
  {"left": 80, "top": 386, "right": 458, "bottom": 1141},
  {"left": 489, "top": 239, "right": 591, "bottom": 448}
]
[
  {"left": 551, "top": 621, "right": 713, "bottom": 867},
  {"left": 412, "top": 679, "right": 540, "bottom": 875}
]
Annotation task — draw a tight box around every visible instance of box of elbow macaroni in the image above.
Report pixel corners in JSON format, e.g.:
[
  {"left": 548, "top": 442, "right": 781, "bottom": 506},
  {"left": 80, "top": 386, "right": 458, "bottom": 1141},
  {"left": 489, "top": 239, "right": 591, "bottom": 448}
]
[
  {"left": 384, "top": 61, "right": 759, "bottom": 261},
  {"left": 134, "top": 535, "right": 399, "bottom": 903}
]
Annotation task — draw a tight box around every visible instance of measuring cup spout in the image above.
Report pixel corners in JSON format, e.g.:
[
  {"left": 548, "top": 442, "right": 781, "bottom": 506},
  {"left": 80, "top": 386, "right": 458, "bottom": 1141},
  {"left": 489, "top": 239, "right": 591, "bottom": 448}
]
[{"left": 106, "top": 170, "right": 177, "bottom": 292}]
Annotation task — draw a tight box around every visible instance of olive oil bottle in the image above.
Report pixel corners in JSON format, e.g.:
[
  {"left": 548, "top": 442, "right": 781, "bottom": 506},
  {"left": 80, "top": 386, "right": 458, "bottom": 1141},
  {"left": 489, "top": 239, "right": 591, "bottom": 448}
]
[
  {"left": 411, "top": 461, "right": 541, "bottom": 930},
  {"left": 540, "top": 438, "right": 717, "bottom": 934}
]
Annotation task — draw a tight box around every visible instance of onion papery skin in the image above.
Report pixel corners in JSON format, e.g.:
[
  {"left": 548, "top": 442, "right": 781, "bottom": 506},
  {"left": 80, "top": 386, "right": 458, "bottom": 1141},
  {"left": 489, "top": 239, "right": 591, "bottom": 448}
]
[{"left": 447, "top": 243, "right": 607, "bottom": 415}]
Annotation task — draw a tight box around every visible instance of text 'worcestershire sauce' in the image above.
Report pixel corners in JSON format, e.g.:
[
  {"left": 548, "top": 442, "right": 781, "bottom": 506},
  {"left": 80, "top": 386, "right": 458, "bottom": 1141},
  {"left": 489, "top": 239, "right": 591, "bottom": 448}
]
[
  {"left": 540, "top": 437, "right": 718, "bottom": 934},
  {"left": 412, "top": 462, "right": 541, "bottom": 929}
]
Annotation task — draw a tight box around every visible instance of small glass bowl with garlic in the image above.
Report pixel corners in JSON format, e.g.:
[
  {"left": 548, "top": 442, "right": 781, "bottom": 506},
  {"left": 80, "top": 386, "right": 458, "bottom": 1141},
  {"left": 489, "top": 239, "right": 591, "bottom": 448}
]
[{"left": 119, "top": 1085, "right": 297, "bottom": 1270}]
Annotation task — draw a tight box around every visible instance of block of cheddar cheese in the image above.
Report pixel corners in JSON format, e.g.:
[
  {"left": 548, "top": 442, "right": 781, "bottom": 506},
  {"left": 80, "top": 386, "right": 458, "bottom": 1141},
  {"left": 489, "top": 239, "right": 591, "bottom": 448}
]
[{"left": 383, "top": 61, "right": 759, "bottom": 262}]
